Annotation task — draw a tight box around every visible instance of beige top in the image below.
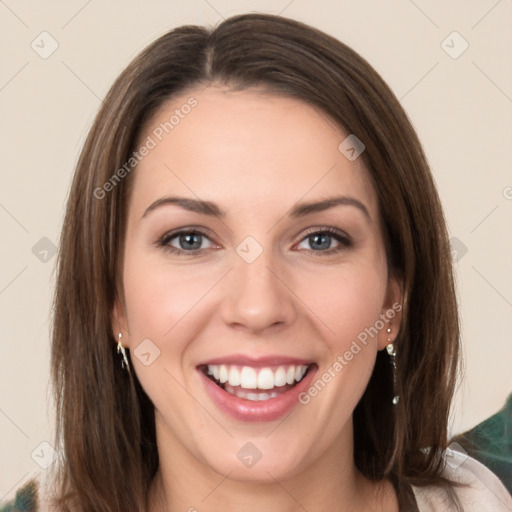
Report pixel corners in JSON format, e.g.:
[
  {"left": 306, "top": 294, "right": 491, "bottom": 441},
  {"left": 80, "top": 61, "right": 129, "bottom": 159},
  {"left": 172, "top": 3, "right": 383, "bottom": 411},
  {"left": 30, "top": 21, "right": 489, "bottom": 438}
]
[{"left": 411, "top": 449, "right": 512, "bottom": 511}]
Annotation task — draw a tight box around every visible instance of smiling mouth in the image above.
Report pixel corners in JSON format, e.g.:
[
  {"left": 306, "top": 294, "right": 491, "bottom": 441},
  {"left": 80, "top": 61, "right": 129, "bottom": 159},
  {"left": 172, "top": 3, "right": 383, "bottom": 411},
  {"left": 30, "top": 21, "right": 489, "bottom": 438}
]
[{"left": 198, "top": 363, "right": 316, "bottom": 401}]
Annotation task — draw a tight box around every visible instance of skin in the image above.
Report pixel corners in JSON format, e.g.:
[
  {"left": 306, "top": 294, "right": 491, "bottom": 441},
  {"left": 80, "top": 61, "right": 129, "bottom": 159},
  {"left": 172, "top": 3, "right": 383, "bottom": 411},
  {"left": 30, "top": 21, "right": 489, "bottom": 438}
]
[{"left": 113, "top": 86, "right": 402, "bottom": 512}]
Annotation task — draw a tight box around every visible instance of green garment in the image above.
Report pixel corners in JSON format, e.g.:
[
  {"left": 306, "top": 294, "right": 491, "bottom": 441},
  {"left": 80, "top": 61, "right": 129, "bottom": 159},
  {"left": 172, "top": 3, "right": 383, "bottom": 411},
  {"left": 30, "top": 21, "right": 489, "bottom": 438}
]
[
  {"left": 450, "top": 392, "right": 512, "bottom": 494},
  {"left": 0, "top": 480, "right": 38, "bottom": 512}
]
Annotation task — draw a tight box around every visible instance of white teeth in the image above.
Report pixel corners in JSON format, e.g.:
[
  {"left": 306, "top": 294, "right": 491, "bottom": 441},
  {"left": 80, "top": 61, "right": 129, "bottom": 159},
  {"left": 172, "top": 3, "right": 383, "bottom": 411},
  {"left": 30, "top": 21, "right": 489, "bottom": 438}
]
[
  {"left": 219, "top": 365, "right": 228, "bottom": 384},
  {"left": 274, "top": 366, "right": 287, "bottom": 387},
  {"left": 295, "top": 365, "right": 307, "bottom": 381},
  {"left": 257, "top": 368, "right": 275, "bottom": 390},
  {"left": 228, "top": 367, "right": 240, "bottom": 386},
  {"left": 205, "top": 363, "right": 310, "bottom": 390},
  {"left": 240, "top": 367, "right": 257, "bottom": 389},
  {"left": 225, "top": 388, "right": 281, "bottom": 401}
]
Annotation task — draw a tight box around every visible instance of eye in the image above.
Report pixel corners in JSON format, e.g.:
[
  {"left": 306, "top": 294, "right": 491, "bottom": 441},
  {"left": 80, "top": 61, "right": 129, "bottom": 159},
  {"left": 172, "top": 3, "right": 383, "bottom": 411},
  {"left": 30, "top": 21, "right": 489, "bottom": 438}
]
[
  {"left": 296, "top": 228, "right": 351, "bottom": 254},
  {"left": 157, "top": 229, "right": 216, "bottom": 255},
  {"left": 156, "top": 227, "right": 352, "bottom": 256}
]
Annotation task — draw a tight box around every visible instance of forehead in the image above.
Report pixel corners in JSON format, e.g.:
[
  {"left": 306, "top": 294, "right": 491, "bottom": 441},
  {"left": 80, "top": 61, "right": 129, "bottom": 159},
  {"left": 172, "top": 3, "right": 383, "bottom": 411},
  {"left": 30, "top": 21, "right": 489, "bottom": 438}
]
[{"left": 130, "top": 86, "right": 377, "bottom": 218}]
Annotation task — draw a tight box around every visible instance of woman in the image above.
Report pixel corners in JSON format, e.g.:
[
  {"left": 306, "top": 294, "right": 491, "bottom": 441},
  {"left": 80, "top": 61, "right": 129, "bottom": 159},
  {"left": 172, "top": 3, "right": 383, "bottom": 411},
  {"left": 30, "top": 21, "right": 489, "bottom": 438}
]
[{"left": 5, "top": 12, "right": 511, "bottom": 512}]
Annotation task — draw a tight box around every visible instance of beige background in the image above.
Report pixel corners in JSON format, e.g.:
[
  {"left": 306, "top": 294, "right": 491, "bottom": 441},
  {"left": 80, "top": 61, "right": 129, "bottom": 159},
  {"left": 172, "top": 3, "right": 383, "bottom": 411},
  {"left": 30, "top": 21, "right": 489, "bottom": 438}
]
[{"left": 1, "top": 0, "right": 511, "bottom": 499}]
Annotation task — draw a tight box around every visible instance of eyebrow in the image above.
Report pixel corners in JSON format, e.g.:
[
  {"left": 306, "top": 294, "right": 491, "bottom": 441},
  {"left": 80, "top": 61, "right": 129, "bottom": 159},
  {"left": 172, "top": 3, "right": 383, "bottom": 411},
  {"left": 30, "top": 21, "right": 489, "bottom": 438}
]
[{"left": 142, "top": 195, "right": 371, "bottom": 221}]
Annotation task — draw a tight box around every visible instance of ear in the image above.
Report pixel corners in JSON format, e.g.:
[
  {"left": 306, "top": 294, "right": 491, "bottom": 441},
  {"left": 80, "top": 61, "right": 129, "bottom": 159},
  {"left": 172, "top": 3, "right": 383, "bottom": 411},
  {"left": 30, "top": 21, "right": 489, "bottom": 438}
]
[
  {"left": 377, "top": 273, "right": 403, "bottom": 351},
  {"left": 112, "top": 297, "right": 131, "bottom": 348}
]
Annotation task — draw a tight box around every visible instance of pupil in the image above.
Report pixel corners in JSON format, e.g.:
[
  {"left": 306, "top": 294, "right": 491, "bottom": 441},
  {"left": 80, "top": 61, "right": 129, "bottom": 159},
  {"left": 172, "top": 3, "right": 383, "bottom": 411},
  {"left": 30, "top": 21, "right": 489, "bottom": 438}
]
[
  {"left": 180, "top": 233, "right": 201, "bottom": 250},
  {"left": 310, "top": 233, "right": 331, "bottom": 250}
]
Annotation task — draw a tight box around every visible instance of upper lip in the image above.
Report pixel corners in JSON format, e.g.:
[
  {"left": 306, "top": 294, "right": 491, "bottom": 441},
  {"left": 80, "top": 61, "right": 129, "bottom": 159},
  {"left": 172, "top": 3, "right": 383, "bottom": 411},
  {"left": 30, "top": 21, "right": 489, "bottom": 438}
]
[{"left": 197, "top": 354, "right": 315, "bottom": 368}]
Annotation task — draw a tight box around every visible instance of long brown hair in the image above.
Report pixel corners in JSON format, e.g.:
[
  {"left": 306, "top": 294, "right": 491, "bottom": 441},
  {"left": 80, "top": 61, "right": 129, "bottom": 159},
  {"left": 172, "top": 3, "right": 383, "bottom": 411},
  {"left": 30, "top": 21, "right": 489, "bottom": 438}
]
[{"left": 50, "top": 13, "right": 463, "bottom": 511}]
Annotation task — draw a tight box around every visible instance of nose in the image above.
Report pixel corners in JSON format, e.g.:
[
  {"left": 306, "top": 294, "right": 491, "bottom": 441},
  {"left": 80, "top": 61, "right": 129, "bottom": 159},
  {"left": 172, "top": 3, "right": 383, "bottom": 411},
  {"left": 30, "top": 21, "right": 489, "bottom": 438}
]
[{"left": 219, "top": 247, "right": 296, "bottom": 335}]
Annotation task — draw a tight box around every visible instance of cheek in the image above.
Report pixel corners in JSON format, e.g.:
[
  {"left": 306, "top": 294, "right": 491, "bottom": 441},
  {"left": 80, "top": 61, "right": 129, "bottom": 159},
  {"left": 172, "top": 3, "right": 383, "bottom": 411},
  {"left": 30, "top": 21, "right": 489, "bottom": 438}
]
[
  {"left": 292, "top": 257, "right": 387, "bottom": 416},
  {"left": 122, "top": 251, "right": 221, "bottom": 339},
  {"left": 295, "top": 266, "right": 386, "bottom": 436},
  {"left": 294, "top": 258, "right": 388, "bottom": 347},
  {"left": 121, "top": 253, "right": 207, "bottom": 423}
]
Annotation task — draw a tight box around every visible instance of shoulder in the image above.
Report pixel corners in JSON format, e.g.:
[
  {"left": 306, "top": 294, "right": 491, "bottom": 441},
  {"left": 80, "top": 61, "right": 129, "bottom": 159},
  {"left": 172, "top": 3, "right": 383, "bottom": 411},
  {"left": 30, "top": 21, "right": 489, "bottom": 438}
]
[
  {"left": 412, "top": 449, "right": 512, "bottom": 511},
  {"left": 451, "top": 393, "right": 512, "bottom": 493},
  {"left": 0, "top": 471, "right": 58, "bottom": 512}
]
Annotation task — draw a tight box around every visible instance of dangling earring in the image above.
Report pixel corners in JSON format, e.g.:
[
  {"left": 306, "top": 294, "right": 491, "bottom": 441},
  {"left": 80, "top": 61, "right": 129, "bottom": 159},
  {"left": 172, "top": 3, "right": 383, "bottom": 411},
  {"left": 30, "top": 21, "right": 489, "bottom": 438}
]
[
  {"left": 386, "top": 327, "right": 399, "bottom": 405},
  {"left": 117, "top": 333, "right": 130, "bottom": 373}
]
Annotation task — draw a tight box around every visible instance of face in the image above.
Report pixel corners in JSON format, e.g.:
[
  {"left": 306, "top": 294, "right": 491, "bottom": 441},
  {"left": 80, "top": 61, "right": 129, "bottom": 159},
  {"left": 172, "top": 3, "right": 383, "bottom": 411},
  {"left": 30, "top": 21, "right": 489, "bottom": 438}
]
[{"left": 113, "top": 86, "right": 402, "bottom": 482}]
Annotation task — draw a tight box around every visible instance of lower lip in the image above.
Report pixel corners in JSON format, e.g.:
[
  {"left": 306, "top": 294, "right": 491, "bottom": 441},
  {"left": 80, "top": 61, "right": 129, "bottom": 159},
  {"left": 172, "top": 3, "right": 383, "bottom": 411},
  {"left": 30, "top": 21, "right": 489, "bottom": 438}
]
[{"left": 198, "top": 366, "right": 318, "bottom": 422}]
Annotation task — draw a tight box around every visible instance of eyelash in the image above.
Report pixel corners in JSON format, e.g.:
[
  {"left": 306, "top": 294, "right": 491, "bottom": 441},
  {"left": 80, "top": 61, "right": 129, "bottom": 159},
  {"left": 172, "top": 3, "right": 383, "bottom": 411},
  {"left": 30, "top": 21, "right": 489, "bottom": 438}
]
[{"left": 155, "top": 227, "right": 352, "bottom": 257}]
